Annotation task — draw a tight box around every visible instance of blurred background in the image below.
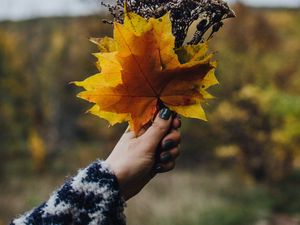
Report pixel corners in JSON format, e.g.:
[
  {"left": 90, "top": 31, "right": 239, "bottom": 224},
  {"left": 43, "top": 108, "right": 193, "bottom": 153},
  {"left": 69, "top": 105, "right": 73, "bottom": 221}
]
[{"left": 1, "top": 0, "right": 300, "bottom": 224}]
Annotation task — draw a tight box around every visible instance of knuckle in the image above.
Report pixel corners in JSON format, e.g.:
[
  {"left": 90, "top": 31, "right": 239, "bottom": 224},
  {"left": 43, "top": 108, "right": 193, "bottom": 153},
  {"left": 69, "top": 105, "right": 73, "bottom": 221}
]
[
  {"left": 152, "top": 121, "right": 168, "bottom": 134},
  {"left": 169, "top": 162, "right": 176, "bottom": 170},
  {"left": 171, "top": 130, "right": 181, "bottom": 143},
  {"left": 160, "top": 161, "right": 176, "bottom": 173},
  {"left": 172, "top": 147, "right": 180, "bottom": 158},
  {"left": 165, "top": 161, "right": 175, "bottom": 171}
]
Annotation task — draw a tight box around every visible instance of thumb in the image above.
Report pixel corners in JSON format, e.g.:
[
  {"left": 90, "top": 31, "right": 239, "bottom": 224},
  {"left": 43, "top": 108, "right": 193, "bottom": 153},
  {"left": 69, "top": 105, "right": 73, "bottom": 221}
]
[{"left": 140, "top": 108, "right": 173, "bottom": 149}]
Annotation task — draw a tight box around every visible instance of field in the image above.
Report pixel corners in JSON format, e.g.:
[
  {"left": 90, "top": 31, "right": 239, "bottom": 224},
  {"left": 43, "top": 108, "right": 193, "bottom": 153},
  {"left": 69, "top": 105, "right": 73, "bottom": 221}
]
[{"left": 1, "top": 4, "right": 300, "bottom": 224}]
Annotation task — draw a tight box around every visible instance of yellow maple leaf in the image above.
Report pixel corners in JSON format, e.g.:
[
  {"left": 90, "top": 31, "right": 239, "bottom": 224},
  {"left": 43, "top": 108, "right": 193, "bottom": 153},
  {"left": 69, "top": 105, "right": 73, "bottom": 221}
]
[{"left": 74, "top": 12, "right": 218, "bottom": 134}]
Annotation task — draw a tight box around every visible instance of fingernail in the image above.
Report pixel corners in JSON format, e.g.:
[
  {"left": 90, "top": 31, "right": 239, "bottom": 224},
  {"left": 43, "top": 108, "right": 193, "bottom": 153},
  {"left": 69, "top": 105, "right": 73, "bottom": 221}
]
[
  {"left": 155, "top": 164, "right": 163, "bottom": 173},
  {"left": 159, "top": 108, "right": 172, "bottom": 120},
  {"left": 162, "top": 140, "right": 176, "bottom": 150},
  {"left": 160, "top": 152, "right": 172, "bottom": 163}
]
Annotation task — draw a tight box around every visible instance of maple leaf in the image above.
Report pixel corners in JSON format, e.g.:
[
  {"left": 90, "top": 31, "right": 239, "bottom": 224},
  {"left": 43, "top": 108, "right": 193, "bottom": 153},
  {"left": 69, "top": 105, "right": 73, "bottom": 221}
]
[{"left": 74, "top": 12, "right": 218, "bottom": 134}]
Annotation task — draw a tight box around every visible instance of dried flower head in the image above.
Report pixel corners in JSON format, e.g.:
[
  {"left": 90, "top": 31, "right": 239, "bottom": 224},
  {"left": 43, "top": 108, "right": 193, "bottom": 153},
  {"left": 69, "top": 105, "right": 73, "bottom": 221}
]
[{"left": 101, "top": 0, "right": 235, "bottom": 47}]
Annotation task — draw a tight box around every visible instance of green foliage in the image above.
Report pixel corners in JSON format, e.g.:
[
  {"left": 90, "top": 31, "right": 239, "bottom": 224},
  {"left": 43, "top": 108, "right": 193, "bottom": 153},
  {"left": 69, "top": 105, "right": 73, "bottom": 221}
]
[
  {"left": 190, "top": 188, "right": 272, "bottom": 225},
  {"left": 182, "top": 4, "right": 300, "bottom": 184},
  {"left": 0, "top": 16, "right": 118, "bottom": 170},
  {"left": 272, "top": 170, "right": 300, "bottom": 214}
]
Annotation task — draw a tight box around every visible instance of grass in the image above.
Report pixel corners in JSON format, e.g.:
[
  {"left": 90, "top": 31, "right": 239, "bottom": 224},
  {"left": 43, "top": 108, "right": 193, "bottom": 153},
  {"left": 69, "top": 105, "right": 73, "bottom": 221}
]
[
  {"left": 125, "top": 169, "right": 272, "bottom": 225},
  {"left": 1, "top": 160, "right": 272, "bottom": 225}
]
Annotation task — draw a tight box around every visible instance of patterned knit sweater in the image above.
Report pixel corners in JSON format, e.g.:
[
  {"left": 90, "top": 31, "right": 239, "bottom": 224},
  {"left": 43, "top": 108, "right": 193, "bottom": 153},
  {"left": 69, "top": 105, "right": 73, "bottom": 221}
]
[{"left": 10, "top": 160, "right": 126, "bottom": 225}]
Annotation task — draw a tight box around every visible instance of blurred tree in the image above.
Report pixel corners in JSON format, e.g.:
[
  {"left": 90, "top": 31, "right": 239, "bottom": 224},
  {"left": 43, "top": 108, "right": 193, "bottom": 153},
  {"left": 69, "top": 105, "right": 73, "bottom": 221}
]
[
  {"left": 0, "top": 30, "right": 30, "bottom": 173},
  {"left": 0, "top": 4, "right": 299, "bottom": 191},
  {"left": 28, "top": 129, "right": 46, "bottom": 171},
  {"left": 0, "top": 17, "right": 115, "bottom": 173},
  {"left": 212, "top": 86, "right": 300, "bottom": 183}
]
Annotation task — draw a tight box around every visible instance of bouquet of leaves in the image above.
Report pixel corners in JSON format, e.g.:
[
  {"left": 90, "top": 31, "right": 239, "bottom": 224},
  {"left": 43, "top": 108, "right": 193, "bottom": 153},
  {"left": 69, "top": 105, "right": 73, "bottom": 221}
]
[{"left": 74, "top": 0, "right": 235, "bottom": 135}]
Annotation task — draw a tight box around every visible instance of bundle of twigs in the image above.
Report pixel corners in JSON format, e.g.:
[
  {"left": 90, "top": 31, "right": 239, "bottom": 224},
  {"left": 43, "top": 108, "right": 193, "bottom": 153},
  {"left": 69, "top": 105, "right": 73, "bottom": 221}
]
[{"left": 101, "top": 0, "right": 235, "bottom": 47}]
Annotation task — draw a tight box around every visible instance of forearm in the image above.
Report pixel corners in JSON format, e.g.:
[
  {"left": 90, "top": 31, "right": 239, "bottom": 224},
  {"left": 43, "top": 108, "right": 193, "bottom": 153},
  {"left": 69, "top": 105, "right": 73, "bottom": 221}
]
[{"left": 10, "top": 160, "right": 126, "bottom": 225}]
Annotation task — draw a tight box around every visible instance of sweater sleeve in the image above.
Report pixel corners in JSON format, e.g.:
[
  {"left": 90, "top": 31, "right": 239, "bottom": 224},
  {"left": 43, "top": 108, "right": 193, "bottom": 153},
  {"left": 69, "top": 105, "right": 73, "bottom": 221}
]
[{"left": 10, "top": 160, "right": 126, "bottom": 225}]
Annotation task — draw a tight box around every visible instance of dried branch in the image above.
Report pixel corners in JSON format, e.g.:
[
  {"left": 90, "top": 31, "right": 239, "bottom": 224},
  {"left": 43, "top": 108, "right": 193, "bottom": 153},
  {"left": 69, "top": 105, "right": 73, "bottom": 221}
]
[{"left": 101, "top": 0, "right": 235, "bottom": 47}]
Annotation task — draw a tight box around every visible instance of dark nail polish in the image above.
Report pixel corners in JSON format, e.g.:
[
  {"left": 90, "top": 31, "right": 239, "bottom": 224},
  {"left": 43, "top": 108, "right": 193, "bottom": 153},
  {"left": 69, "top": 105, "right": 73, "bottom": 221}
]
[
  {"left": 155, "top": 165, "right": 163, "bottom": 172},
  {"left": 160, "top": 152, "right": 172, "bottom": 163},
  {"left": 162, "top": 140, "right": 176, "bottom": 150},
  {"left": 159, "top": 108, "right": 172, "bottom": 120}
]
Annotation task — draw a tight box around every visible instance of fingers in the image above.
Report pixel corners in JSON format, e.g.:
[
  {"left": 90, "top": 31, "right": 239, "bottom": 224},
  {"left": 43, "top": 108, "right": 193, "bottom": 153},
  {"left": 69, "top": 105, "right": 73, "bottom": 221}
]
[
  {"left": 160, "top": 147, "right": 180, "bottom": 163},
  {"left": 155, "top": 160, "right": 176, "bottom": 173},
  {"left": 161, "top": 129, "right": 181, "bottom": 151},
  {"left": 139, "top": 113, "right": 180, "bottom": 138},
  {"left": 155, "top": 128, "right": 181, "bottom": 173},
  {"left": 121, "top": 111, "right": 180, "bottom": 143},
  {"left": 141, "top": 108, "right": 173, "bottom": 149},
  {"left": 172, "top": 115, "right": 181, "bottom": 130},
  {"left": 156, "top": 145, "right": 180, "bottom": 174}
]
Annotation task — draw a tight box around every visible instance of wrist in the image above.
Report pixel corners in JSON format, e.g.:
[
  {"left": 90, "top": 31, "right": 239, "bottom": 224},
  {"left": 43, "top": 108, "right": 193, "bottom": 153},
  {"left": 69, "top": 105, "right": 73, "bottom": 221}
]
[{"left": 105, "top": 158, "right": 130, "bottom": 200}]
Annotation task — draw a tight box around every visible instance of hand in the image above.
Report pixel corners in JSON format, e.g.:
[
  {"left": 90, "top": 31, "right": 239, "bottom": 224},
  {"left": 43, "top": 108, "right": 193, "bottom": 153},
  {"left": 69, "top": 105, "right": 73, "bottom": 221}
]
[{"left": 106, "top": 108, "right": 181, "bottom": 200}]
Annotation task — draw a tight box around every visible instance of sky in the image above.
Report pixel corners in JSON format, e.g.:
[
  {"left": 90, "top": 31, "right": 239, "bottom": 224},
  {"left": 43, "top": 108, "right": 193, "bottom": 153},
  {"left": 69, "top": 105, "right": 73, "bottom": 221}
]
[{"left": 0, "top": 0, "right": 300, "bottom": 21}]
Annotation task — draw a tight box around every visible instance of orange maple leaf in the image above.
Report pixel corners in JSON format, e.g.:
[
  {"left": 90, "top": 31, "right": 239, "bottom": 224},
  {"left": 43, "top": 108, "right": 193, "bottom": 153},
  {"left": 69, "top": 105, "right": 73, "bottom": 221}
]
[{"left": 74, "top": 12, "right": 218, "bottom": 134}]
